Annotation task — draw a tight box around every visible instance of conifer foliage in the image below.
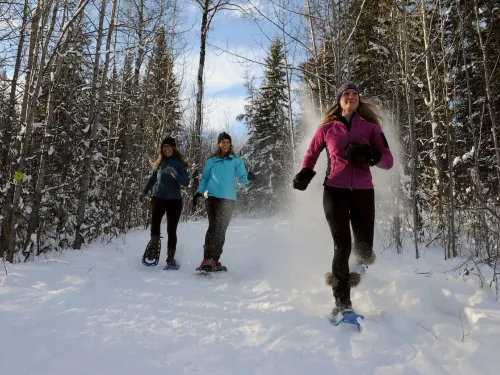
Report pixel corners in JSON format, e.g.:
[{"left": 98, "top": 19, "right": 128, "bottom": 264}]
[{"left": 238, "top": 38, "right": 292, "bottom": 216}]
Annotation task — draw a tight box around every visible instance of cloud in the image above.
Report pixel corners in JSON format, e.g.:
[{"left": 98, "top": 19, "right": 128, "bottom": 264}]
[
  {"left": 205, "top": 49, "right": 263, "bottom": 93},
  {"left": 177, "top": 46, "right": 263, "bottom": 90},
  {"left": 203, "top": 95, "right": 247, "bottom": 131},
  {"left": 221, "top": 0, "right": 266, "bottom": 19},
  {"left": 177, "top": 46, "right": 262, "bottom": 132}
]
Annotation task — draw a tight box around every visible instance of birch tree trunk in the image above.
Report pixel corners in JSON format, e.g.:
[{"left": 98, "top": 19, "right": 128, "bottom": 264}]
[
  {"left": 1, "top": 0, "right": 43, "bottom": 261},
  {"left": 5, "top": 0, "right": 60, "bottom": 262},
  {"left": 305, "top": 0, "right": 323, "bottom": 113},
  {"left": 24, "top": 0, "right": 88, "bottom": 255},
  {"left": 74, "top": 0, "right": 117, "bottom": 249},
  {"left": 191, "top": 0, "right": 231, "bottom": 204},
  {"left": 420, "top": 0, "right": 444, "bottom": 241},
  {"left": 391, "top": 0, "right": 402, "bottom": 253},
  {"left": 402, "top": 0, "right": 420, "bottom": 259},
  {"left": 473, "top": 0, "right": 500, "bottom": 190},
  {"left": 438, "top": 0, "right": 456, "bottom": 258}
]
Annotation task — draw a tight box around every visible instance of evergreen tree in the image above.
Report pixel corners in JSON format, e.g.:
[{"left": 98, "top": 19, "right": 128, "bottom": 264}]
[
  {"left": 239, "top": 38, "right": 292, "bottom": 216},
  {"left": 145, "top": 27, "right": 182, "bottom": 148}
]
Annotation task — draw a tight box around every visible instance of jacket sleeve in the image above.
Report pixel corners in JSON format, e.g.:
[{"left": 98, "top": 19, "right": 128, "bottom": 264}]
[
  {"left": 301, "top": 125, "right": 327, "bottom": 169},
  {"left": 143, "top": 170, "right": 157, "bottom": 194},
  {"left": 196, "top": 159, "right": 211, "bottom": 194},
  {"left": 235, "top": 158, "right": 250, "bottom": 185},
  {"left": 370, "top": 126, "right": 393, "bottom": 170},
  {"left": 175, "top": 163, "right": 190, "bottom": 187}
]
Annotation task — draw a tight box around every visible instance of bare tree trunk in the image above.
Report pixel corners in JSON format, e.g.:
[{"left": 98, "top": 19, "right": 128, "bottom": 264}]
[
  {"left": 1, "top": 0, "right": 28, "bottom": 177},
  {"left": 459, "top": 0, "right": 490, "bottom": 260},
  {"left": 305, "top": 0, "right": 323, "bottom": 113},
  {"left": 438, "top": 0, "right": 456, "bottom": 258},
  {"left": 473, "top": 0, "right": 500, "bottom": 190},
  {"left": 391, "top": 0, "right": 402, "bottom": 253},
  {"left": 420, "top": 0, "right": 444, "bottom": 244},
  {"left": 192, "top": 1, "right": 210, "bottom": 200},
  {"left": 1, "top": 0, "right": 43, "bottom": 261},
  {"left": 74, "top": 0, "right": 117, "bottom": 249},
  {"left": 191, "top": 1, "right": 230, "bottom": 204},
  {"left": 280, "top": 3, "right": 295, "bottom": 161},
  {"left": 0, "top": 0, "right": 30, "bottom": 259},
  {"left": 5, "top": 0, "right": 60, "bottom": 262},
  {"left": 402, "top": 0, "right": 420, "bottom": 259},
  {"left": 24, "top": 0, "right": 82, "bottom": 254}
]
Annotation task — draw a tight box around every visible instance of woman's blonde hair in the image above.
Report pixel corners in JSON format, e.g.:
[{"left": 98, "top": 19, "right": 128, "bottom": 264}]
[
  {"left": 153, "top": 146, "right": 188, "bottom": 170},
  {"left": 320, "top": 100, "right": 382, "bottom": 126}
]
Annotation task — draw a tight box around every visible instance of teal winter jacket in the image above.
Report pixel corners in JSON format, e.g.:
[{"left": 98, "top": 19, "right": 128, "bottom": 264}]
[
  {"left": 143, "top": 157, "right": 189, "bottom": 200},
  {"left": 196, "top": 154, "right": 251, "bottom": 200}
]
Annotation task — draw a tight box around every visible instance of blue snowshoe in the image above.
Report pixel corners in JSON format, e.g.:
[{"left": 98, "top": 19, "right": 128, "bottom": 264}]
[
  {"left": 349, "top": 264, "right": 366, "bottom": 275},
  {"left": 163, "top": 260, "right": 180, "bottom": 270},
  {"left": 328, "top": 307, "right": 364, "bottom": 330}
]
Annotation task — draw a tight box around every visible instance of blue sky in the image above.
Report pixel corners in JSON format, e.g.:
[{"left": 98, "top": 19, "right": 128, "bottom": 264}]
[{"left": 180, "top": 2, "right": 284, "bottom": 140}]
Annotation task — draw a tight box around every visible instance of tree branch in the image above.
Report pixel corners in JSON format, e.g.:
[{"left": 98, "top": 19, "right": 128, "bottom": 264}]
[{"left": 206, "top": 41, "right": 335, "bottom": 89}]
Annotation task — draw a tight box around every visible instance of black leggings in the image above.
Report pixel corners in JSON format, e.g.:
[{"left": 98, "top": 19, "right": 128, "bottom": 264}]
[
  {"left": 323, "top": 186, "right": 375, "bottom": 308},
  {"left": 151, "top": 197, "right": 183, "bottom": 250},
  {"left": 203, "top": 197, "right": 235, "bottom": 261}
]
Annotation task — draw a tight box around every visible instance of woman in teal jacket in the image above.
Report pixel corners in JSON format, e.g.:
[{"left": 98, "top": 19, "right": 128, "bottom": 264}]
[
  {"left": 193, "top": 132, "right": 254, "bottom": 272},
  {"left": 139, "top": 136, "right": 189, "bottom": 267}
]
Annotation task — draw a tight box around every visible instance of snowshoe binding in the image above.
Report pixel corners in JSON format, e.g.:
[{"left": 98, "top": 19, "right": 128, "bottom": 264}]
[
  {"left": 196, "top": 259, "right": 217, "bottom": 273},
  {"left": 328, "top": 306, "right": 364, "bottom": 330},
  {"left": 142, "top": 235, "right": 161, "bottom": 267},
  {"left": 163, "top": 248, "right": 180, "bottom": 270},
  {"left": 163, "top": 259, "right": 180, "bottom": 270}
]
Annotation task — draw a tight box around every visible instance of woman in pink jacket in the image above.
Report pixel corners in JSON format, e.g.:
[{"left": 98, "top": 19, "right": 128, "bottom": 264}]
[{"left": 293, "top": 82, "right": 393, "bottom": 317}]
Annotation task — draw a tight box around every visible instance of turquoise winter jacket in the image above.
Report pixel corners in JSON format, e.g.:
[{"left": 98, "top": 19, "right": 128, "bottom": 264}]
[
  {"left": 143, "top": 157, "right": 189, "bottom": 200},
  {"left": 196, "top": 154, "right": 251, "bottom": 200}
]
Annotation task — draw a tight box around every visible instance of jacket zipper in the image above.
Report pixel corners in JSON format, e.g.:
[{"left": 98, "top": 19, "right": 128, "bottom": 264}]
[
  {"left": 349, "top": 130, "right": 353, "bottom": 191},
  {"left": 344, "top": 118, "right": 354, "bottom": 191}
]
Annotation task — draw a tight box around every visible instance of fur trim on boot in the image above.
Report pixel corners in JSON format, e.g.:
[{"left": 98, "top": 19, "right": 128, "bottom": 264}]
[
  {"left": 348, "top": 271, "right": 361, "bottom": 287},
  {"left": 325, "top": 272, "right": 337, "bottom": 288},
  {"left": 324, "top": 271, "right": 361, "bottom": 288},
  {"left": 359, "top": 252, "right": 376, "bottom": 265}
]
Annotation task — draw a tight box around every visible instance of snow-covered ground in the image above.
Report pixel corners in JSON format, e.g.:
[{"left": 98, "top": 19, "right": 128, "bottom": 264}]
[{"left": 1, "top": 215, "right": 500, "bottom": 375}]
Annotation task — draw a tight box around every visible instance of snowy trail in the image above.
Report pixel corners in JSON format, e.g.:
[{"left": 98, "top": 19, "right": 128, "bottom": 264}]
[{"left": 1, "top": 218, "right": 500, "bottom": 374}]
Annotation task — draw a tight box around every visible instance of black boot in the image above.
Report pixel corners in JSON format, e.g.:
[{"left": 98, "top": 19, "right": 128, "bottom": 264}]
[{"left": 166, "top": 247, "right": 178, "bottom": 267}]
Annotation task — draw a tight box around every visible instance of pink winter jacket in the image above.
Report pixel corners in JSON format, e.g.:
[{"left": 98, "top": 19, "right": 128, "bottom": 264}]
[{"left": 301, "top": 113, "right": 393, "bottom": 189}]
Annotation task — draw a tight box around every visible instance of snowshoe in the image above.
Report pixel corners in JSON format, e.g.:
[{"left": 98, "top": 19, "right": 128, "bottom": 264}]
[
  {"left": 328, "top": 306, "right": 364, "bottom": 330},
  {"left": 142, "top": 235, "right": 161, "bottom": 267},
  {"left": 196, "top": 259, "right": 217, "bottom": 273},
  {"left": 350, "top": 264, "right": 366, "bottom": 275},
  {"left": 163, "top": 259, "right": 180, "bottom": 270},
  {"left": 215, "top": 261, "right": 227, "bottom": 272}
]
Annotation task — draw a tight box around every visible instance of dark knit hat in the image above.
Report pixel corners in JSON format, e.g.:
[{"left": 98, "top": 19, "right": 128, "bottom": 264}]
[
  {"left": 336, "top": 82, "right": 360, "bottom": 103},
  {"left": 217, "top": 132, "right": 232, "bottom": 144},
  {"left": 161, "top": 136, "right": 176, "bottom": 148}
]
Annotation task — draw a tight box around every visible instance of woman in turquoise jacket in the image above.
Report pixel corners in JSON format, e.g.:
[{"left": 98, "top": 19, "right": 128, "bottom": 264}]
[
  {"left": 193, "top": 132, "right": 254, "bottom": 272},
  {"left": 139, "top": 136, "right": 189, "bottom": 268}
]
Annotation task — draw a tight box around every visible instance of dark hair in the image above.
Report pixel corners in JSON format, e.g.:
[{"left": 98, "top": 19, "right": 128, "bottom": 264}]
[
  {"left": 212, "top": 144, "right": 235, "bottom": 158},
  {"left": 153, "top": 147, "right": 188, "bottom": 170},
  {"left": 320, "top": 100, "right": 382, "bottom": 127}
]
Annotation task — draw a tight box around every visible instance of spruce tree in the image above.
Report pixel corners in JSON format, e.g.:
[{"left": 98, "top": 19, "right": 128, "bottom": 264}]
[{"left": 239, "top": 38, "right": 292, "bottom": 216}]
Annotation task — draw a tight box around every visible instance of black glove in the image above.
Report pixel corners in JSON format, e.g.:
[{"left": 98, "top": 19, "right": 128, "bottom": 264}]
[
  {"left": 293, "top": 168, "right": 316, "bottom": 191},
  {"left": 138, "top": 192, "right": 146, "bottom": 202},
  {"left": 247, "top": 171, "right": 256, "bottom": 181},
  {"left": 345, "top": 142, "right": 381, "bottom": 166},
  {"left": 192, "top": 192, "right": 202, "bottom": 207}
]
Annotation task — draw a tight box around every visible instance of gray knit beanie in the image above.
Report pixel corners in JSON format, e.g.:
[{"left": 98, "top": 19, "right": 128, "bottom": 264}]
[{"left": 336, "top": 82, "right": 360, "bottom": 103}]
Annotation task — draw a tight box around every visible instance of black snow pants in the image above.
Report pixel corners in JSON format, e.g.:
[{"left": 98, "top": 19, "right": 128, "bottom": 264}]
[
  {"left": 151, "top": 197, "right": 183, "bottom": 251},
  {"left": 203, "top": 197, "right": 235, "bottom": 262},
  {"left": 323, "top": 186, "right": 375, "bottom": 308}
]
